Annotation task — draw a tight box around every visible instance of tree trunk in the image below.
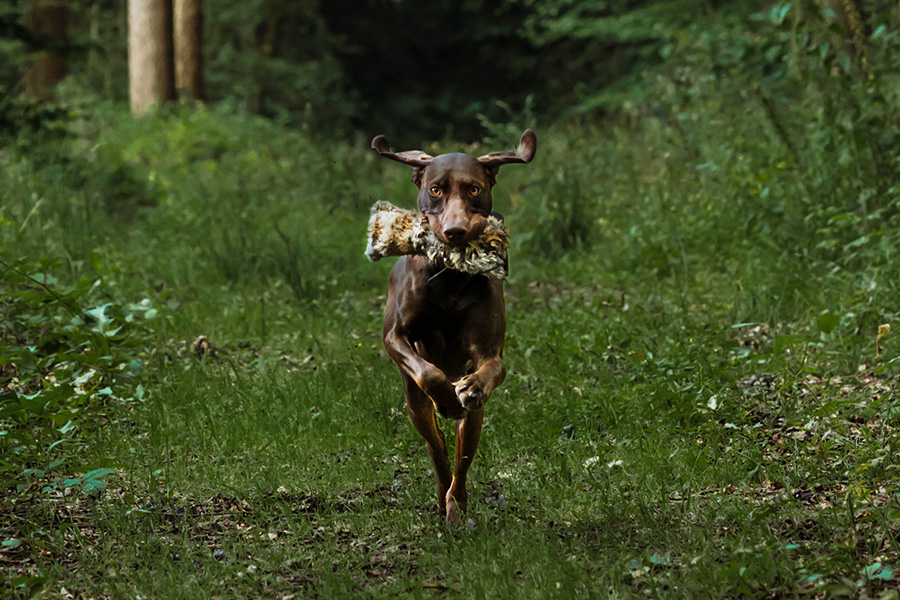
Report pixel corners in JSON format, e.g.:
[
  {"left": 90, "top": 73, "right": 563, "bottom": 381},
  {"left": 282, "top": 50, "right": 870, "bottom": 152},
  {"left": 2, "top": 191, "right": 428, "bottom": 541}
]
[
  {"left": 128, "top": 0, "right": 175, "bottom": 113},
  {"left": 25, "top": 0, "right": 68, "bottom": 100},
  {"left": 173, "top": 0, "right": 204, "bottom": 101}
]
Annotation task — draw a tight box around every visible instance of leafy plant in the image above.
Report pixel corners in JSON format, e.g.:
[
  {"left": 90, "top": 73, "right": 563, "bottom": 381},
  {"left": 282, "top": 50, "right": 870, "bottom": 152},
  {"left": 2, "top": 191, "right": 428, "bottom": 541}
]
[{"left": 0, "top": 256, "right": 157, "bottom": 499}]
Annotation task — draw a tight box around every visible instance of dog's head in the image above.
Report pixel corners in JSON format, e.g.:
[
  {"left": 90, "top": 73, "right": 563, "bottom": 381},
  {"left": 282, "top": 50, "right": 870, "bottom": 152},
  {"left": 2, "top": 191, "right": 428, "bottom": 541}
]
[{"left": 371, "top": 130, "right": 536, "bottom": 247}]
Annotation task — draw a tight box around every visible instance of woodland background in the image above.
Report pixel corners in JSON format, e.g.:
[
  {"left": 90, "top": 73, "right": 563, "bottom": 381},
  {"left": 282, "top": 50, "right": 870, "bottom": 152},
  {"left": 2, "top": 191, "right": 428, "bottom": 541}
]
[{"left": 3, "top": 1, "right": 900, "bottom": 598}]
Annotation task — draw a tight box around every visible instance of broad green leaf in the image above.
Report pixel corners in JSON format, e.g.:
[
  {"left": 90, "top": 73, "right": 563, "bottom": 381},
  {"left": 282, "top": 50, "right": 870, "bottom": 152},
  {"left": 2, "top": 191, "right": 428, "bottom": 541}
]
[
  {"left": 836, "top": 52, "right": 851, "bottom": 73},
  {"left": 84, "top": 303, "right": 112, "bottom": 328},
  {"left": 47, "top": 457, "right": 66, "bottom": 469},
  {"left": 817, "top": 312, "right": 838, "bottom": 334},
  {"left": 81, "top": 468, "right": 116, "bottom": 482},
  {"left": 81, "top": 479, "right": 106, "bottom": 497},
  {"left": 860, "top": 562, "right": 895, "bottom": 581}
]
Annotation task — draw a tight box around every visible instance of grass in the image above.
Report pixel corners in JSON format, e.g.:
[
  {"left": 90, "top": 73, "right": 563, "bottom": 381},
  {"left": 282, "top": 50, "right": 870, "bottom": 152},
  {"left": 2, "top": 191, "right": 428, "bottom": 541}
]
[{"left": 2, "top": 102, "right": 900, "bottom": 599}]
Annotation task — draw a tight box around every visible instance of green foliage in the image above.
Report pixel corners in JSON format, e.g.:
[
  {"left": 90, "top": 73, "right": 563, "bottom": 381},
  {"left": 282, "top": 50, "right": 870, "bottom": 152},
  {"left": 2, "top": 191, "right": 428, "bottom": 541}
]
[
  {"left": 204, "top": 0, "right": 353, "bottom": 132},
  {"left": 1, "top": 102, "right": 383, "bottom": 305},
  {"left": 3, "top": 2, "right": 900, "bottom": 597},
  {"left": 505, "top": 1, "right": 900, "bottom": 288},
  {"left": 516, "top": 0, "right": 739, "bottom": 115},
  {"left": 616, "top": 1, "right": 900, "bottom": 252},
  {"left": 0, "top": 4, "right": 32, "bottom": 100},
  {"left": 2, "top": 99, "right": 900, "bottom": 597},
  {"left": 0, "top": 256, "right": 156, "bottom": 499}
]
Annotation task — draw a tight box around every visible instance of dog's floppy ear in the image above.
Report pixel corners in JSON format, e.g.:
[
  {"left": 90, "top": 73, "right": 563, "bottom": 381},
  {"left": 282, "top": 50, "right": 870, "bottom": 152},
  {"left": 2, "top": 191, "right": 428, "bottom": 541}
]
[
  {"left": 477, "top": 130, "right": 537, "bottom": 183},
  {"left": 371, "top": 135, "right": 434, "bottom": 186}
]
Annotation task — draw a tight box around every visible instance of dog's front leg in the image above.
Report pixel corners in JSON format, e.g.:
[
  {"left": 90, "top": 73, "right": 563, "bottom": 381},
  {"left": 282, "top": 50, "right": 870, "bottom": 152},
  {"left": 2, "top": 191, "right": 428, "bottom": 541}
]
[
  {"left": 383, "top": 326, "right": 458, "bottom": 407},
  {"left": 384, "top": 325, "right": 458, "bottom": 514},
  {"left": 453, "top": 356, "right": 506, "bottom": 411}
]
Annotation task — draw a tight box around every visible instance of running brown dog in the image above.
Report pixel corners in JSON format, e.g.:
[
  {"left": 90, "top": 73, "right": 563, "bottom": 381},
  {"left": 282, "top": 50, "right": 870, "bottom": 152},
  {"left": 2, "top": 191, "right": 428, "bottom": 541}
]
[{"left": 371, "top": 130, "right": 537, "bottom": 524}]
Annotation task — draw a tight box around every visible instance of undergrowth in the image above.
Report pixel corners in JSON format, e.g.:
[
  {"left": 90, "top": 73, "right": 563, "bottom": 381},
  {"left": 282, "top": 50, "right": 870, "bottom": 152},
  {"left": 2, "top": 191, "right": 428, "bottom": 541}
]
[{"left": 2, "top": 4, "right": 900, "bottom": 597}]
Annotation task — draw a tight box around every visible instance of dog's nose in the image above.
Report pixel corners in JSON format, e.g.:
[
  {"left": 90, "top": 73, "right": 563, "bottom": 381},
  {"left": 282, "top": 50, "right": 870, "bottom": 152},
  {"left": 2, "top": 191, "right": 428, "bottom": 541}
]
[{"left": 442, "top": 224, "right": 469, "bottom": 244}]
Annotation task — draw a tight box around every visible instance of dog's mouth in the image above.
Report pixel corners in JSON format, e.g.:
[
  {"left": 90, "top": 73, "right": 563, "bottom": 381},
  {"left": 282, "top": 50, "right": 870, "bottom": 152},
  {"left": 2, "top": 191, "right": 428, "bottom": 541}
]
[
  {"left": 435, "top": 231, "right": 472, "bottom": 248},
  {"left": 431, "top": 216, "right": 488, "bottom": 248}
]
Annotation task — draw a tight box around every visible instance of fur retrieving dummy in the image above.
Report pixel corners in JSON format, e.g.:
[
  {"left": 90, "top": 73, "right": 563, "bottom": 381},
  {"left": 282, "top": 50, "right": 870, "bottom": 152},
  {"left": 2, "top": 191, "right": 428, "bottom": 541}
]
[{"left": 365, "top": 201, "right": 509, "bottom": 279}]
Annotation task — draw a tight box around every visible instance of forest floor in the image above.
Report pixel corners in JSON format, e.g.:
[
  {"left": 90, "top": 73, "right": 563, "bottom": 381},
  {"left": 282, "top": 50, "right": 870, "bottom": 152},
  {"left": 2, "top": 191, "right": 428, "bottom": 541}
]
[{"left": 2, "top": 107, "right": 899, "bottom": 599}]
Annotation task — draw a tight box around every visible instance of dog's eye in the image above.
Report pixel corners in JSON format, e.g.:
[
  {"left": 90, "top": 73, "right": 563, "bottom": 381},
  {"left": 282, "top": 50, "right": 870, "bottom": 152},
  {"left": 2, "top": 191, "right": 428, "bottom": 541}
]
[
  {"left": 470, "top": 186, "right": 481, "bottom": 196},
  {"left": 429, "top": 185, "right": 442, "bottom": 196}
]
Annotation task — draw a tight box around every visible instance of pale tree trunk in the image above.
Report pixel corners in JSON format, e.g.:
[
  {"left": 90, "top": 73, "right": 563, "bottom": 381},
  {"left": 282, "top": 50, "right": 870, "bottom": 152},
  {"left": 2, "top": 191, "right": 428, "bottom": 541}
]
[
  {"left": 26, "top": 0, "right": 68, "bottom": 100},
  {"left": 128, "top": 0, "right": 175, "bottom": 113},
  {"left": 173, "top": 0, "right": 204, "bottom": 101}
]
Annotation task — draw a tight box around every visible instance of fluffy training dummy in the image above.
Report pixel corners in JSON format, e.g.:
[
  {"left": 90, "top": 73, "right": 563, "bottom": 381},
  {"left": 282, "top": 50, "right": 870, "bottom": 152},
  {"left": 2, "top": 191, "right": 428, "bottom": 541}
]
[{"left": 365, "top": 200, "right": 509, "bottom": 280}]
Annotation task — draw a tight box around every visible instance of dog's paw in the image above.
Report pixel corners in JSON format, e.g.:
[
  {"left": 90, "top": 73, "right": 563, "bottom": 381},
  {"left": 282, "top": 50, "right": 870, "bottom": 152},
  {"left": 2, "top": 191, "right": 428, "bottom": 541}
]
[
  {"left": 445, "top": 496, "right": 462, "bottom": 526},
  {"left": 444, "top": 491, "right": 468, "bottom": 527},
  {"left": 453, "top": 376, "right": 486, "bottom": 411}
]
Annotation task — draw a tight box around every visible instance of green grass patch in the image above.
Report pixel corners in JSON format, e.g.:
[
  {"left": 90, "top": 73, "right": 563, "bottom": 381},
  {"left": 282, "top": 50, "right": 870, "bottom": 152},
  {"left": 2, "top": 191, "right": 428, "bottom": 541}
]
[{"left": 2, "top": 101, "right": 900, "bottom": 599}]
